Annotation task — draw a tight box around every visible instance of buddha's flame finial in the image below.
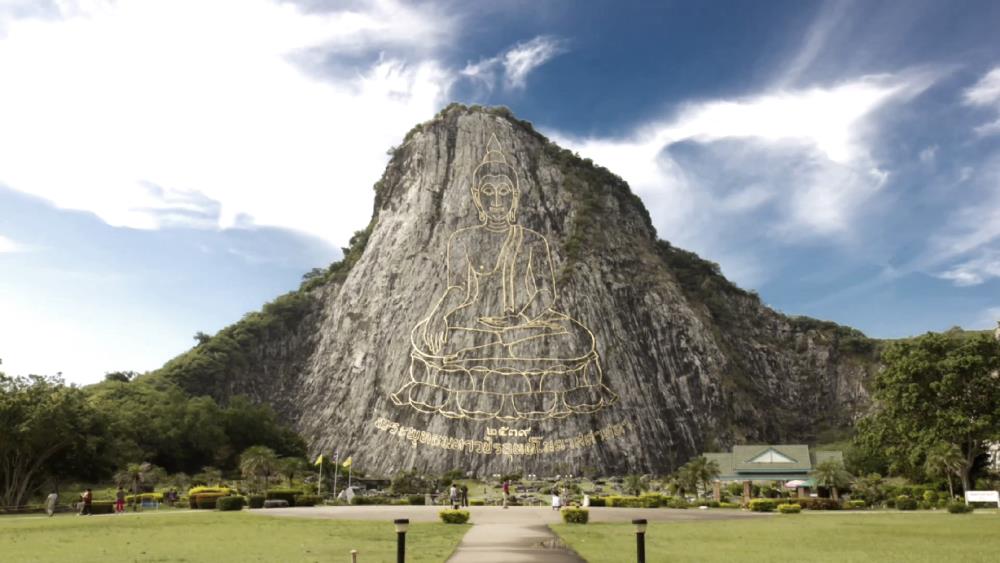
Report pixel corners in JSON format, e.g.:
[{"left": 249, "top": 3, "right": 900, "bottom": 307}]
[{"left": 482, "top": 133, "right": 507, "bottom": 165}]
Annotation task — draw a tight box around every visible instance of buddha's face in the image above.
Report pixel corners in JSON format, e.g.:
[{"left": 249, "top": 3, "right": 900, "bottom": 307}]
[{"left": 475, "top": 174, "right": 517, "bottom": 223}]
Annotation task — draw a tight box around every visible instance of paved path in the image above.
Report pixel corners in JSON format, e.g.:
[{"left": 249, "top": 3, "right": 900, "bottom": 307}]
[{"left": 258, "top": 505, "right": 769, "bottom": 562}]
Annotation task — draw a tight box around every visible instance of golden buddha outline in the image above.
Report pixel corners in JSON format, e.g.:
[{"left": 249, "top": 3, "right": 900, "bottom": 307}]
[{"left": 390, "top": 134, "right": 618, "bottom": 421}]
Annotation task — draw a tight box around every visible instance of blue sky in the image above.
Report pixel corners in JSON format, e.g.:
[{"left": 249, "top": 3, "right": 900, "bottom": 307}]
[{"left": 1, "top": 0, "right": 999, "bottom": 384}]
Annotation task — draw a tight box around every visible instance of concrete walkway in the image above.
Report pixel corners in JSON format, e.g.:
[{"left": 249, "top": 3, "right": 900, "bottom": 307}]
[{"left": 259, "top": 505, "right": 769, "bottom": 562}]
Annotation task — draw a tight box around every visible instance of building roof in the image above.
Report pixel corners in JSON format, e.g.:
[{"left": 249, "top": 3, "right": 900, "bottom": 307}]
[{"left": 704, "top": 445, "right": 843, "bottom": 482}]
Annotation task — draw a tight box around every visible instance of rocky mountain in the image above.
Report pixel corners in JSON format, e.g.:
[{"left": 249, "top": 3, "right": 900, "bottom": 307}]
[{"left": 156, "top": 104, "right": 878, "bottom": 476}]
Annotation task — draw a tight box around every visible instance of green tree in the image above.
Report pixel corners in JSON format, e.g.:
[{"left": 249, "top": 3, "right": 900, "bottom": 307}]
[
  {"left": 277, "top": 457, "right": 308, "bottom": 488},
  {"left": 0, "top": 374, "right": 110, "bottom": 507},
  {"left": 810, "top": 459, "right": 853, "bottom": 501},
  {"left": 240, "top": 446, "right": 279, "bottom": 492},
  {"left": 855, "top": 333, "right": 1000, "bottom": 491},
  {"left": 852, "top": 473, "right": 887, "bottom": 505},
  {"left": 685, "top": 456, "right": 721, "bottom": 497},
  {"left": 923, "top": 442, "right": 964, "bottom": 499},
  {"left": 193, "top": 466, "right": 223, "bottom": 487},
  {"left": 114, "top": 462, "right": 161, "bottom": 498}
]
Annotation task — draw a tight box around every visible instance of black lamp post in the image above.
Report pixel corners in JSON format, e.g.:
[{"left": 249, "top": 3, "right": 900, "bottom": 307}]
[
  {"left": 394, "top": 518, "right": 409, "bottom": 563},
  {"left": 632, "top": 518, "right": 647, "bottom": 563}
]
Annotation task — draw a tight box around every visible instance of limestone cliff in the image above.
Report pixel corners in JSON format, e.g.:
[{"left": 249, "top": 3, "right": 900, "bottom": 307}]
[{"left": 157, "top": 104, "right": 876, "bottom": 476}]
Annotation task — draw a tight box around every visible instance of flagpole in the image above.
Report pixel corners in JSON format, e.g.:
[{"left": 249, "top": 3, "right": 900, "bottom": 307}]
[
  {"left": 348, "top": 462, "right": 352, "bottom": 489},
  {"left": 332, "top": 450, "right": 339, "bottom": 501},
  {"left": 318, "top": 456, "right": 324, "bottom": 497}
]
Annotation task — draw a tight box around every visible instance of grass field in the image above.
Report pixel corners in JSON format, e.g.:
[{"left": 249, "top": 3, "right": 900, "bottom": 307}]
[
  {"left": 0, "top": 511, "right": 468, "bottom": 563},
  {"left": 552, "top": 511, "right": 1000, "bottom": 563}
]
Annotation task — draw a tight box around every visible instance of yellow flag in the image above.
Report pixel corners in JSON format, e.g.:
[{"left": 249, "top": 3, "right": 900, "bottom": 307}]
[
  {"left": 314, "top": 454, "right": 324, "bottom": 466},
  {"left": 342, "top": 456, "right": 352, "bottom": 469}
]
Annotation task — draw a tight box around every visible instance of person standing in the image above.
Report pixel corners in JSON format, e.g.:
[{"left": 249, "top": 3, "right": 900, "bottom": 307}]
[
  {"left": 45, "top": 491, "right": 58, "bottom": 517},
  {"left": 115, "top": 487, "right": 126, "bottom": 514},
  {"left": 460, "top": 484, "right": 469, "bottom": 507},
  {"left": 502, "top": 480, "right": 510, "bottom": 509},
  {"left": 80, "top": 488, "right": 93, "bottom": 516},
  {"left": 551, "top": 490, "right": 561, "bottom": 511},
  {"left": 449, "top": 483, "right": 459, "bottom": 509}
]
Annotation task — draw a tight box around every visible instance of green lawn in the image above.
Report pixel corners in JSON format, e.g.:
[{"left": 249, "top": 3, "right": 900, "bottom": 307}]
[
  {"left": 0, "top": 511, "right": 468, "bottom": 563},
  {"left": 552, "top": 512, "right": 1000, "bottom": 563}
]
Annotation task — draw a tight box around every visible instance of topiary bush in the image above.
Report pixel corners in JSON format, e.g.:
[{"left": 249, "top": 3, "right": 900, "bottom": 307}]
[
  {"left": 666, "top": 497, "right": 690, "bottom": 509},
  {"left": 217, "top": 496, "right": 246, "bottom": 511},
  {"left": 125, "top": 493, "right": 164, "bottom": 504},
  {"left": 795, "top": 498, "right": 842, "bottom": 510},
  {"left": 748, "top": 499, "right": 782, "bottom": 512},
  {"left": 194, "top": 493, "right": 227, "bottom": 510},
  {"left": 248, "top": 495, "right": 265, "bottom": 509},
  {"left": 439, "top": 509, "right": 470, "bottom": 524},
  {"left": 561, "top": 507, "right": 589, "bottom": 523},
  {"left": 947, "top": 502, "right": 974, "bottom": 514},
  {"left": 188, "top": 487, "right": 231, "bottom": 508},
  {"left": 718, "top": 502, "right": 740, "bottom": 508},
  {"left": 351, "top": 495, "right": 392, "bottom": 505},
  {"left": 407, "top": 495, "right": 425, "bottom": 505},
  {"left": 847, "top": 500, "right": 866, "bottom": 510},
  {"left": 777, "top": 503, "right": 801, "bottom": 514},
  {"left": 588, "top": 496, "right": 606, "bottom": 507},
  {"left": 896, "top": 495, "right": 918, "bottom": 511},
  {"left": 265, "top": 489, "right": 301, "bottom": 507},
  {"left": 470, "top": 499, "right": 485, "bottom": 506},
  {"left": 294, "top": 495, "right": 321, "bottom": 507}
]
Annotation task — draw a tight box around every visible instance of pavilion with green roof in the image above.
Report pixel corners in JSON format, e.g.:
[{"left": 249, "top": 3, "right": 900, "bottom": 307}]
[{"left": 703, "top": 445, "right": 844, "bottom": 501}]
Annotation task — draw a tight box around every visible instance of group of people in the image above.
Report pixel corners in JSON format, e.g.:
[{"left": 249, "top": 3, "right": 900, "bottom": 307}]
[{"left": 448, "top": 483, "right": 470, "bottom": 508}]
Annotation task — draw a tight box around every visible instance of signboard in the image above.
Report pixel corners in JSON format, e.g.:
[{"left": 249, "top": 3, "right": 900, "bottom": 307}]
[{"left": 964, "top": 490, "right": 1000, "bottom": 507}]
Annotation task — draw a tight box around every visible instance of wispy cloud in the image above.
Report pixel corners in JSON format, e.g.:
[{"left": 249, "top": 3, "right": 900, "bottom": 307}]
[
  {"left": 938, "top": 250, "right": 1000, "bottom": 286},
  {"left": 461, "top": 35, "right": 566, "bottom": 92},
  {"left": 0, "top": 0, "right": 454, "bottom": 248},
  {"left": 549, "top": 71, "right": 936, "bottom": 285},
  {"left": 0, "top": 234, "right": 26, "bottom": 253},
  {"left": 964, "top": 67, "right": 1000, "bottom": 136}
]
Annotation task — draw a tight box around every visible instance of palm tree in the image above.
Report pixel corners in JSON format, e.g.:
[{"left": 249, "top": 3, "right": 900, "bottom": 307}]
[
  {"left": 194, "top": 466, "right": 223, "bottom": 487},
  {"left": 623, "top": 474, "right": 647, "bottom": 496},
  {"left": 114, "top": 462, "right": 156, "bottom": 497},
  {"left": 924, "top": 442, "right": 964, "bottom": 499},
  {"left": 810, "top": 459, "right": 853, "bottom": 501},
  {"left": 689, "top": 457, "right": 721, "bottom": 497},
  {"left": 240, "top": 446, "right": 279, "bottom": 492},
  {"left": 277, "top": 457, "right": 308, "bottom": 488}
]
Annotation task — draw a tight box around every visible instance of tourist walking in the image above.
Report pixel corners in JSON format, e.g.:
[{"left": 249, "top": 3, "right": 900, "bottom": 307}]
[
  {"left": 80, "top": 488, "right": 93, "bottom": 516},
  {"left": 115, "top": 487, "right": 126, "bottom": 514},
  {"left": 449, "top": 484, "right": 459, "bottom": 508},
  {"left": 45, "top": 491, "right": 58, "bottom": 517},
  {"left": 502, "top": 480, "right": 510, "bottom": 509},
  {"left": 460, "top": 484, "right": 469, "bottom": 507},
  {"left": 551, "top": 491, "right": 561, "bottom": 511}
]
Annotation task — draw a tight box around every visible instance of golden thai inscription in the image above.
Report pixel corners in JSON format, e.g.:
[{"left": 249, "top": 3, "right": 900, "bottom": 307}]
[{"left": 372, "top": 417, "right": 630, "bottom": 456}]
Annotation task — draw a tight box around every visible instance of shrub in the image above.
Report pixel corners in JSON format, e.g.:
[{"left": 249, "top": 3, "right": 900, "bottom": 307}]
[
  {"left": 936, "top": 498, "right": 949, "bottom": 509},
  {"left": 588, "top": 496, "right": 606, "bottom": 507},
  {"left": 704, "top": 501, "right": 720, "bottom": 508},
  {"left": 561, "top": 507, "right": 589, "bottom": 524},
  {"left": 294, "top": 495, "right": 321, "bottom": 507},
  {"left": 718, "top": 502, "right": 740, "bottom": 508},
  {"left": 188, "top": 486, "right": 231, "bottom": 497},
  {"left": 263, "top": 499, "right": 289, "bottom": 508},
  {"left": 125, "top": 493, "right": 164, "bottom": 503},
  {"left": 265, "top": 489, "right": 302, "bottom": 507},
  {"left": 666, "top": 497, "right": 689, "bottom": 509},
  {"left": 351, "top": 496, "right": 392, "bottom": 505},
  {"left": 407, "top": 495, "right": 425, "bottom": 505},
  {"left": 847, "top": 500, "right": 866, "bottom": 510},
  {"left": 947, "top": 502, "right": 974, "bottom": 514},
  {"left": 896, "top": 495, "right": 918, "bottom": 511},
  {"left": 194, "top": 493, "right": 227, "bottom": 510},
  {"left": 795, "top": 498, "right": 842, "bottom": 510},
  {"left": 919, "top": 501, "right": 932, "bottom": 510},
  {"left": 217, "top": 496, "right": 245, "bottom": 511},
  {"left": 439, "top": 509, "right": 470, "bottom": 524},
  {"left": 748, "top": 499, "right": 782, "bottom": 512},
  {"left": 922, "top": 490, "right": 938, "bottom": 503},
  {"left": 885, "top": 498, "right": 896, "bottom": 508},
  {"left": 777, "top": 503, "right": 801, "bottom": 514},
  {"left": 248, "top": 495, "right": 265, "bottom": 509},
  {"left": 470, "top": 499, "right": 485, "bottom": 506},
  {"left": 90, "top": 501, "right": 115, "bottom": 514}
]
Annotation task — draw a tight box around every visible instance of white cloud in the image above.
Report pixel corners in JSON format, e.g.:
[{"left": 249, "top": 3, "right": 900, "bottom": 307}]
[
  {"left": 919, "top": 145, "right": 938, "bottom": 164},
  {"left": 0, "top": 0, "right": 454, "bottom": 247},
  {"left": 549, "top": 72, "right": 935, "bottom": 285},
  {"left": 0, "top": 234, "right": 26, "bottom": 253},
  {"left": 461, "top": 35, "right": 566, "bottom": 92},
  {"left": 964, "top": 67, "right": 1000, "bottom": 136},
  {"left": 938, "top": 250, "right": 1000, "bottom": 286}
]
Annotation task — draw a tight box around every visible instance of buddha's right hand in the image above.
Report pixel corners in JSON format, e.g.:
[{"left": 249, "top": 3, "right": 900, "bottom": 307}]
[{"left": 424, "top": 314, "right": 449, "bottom": 354}]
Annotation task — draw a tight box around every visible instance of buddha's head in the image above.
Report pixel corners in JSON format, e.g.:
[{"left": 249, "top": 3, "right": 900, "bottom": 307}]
[{"left": 472, "top": 134, "right": 520, "bottom": 225}]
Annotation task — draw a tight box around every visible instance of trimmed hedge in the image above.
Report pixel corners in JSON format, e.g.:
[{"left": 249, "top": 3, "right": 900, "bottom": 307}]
[
  {"left": 265, "top": 489, "right": 302, "bottom": 507},
  {"left": 795, "top": 498, "right": 842, "bottom": 510},
  {"left": 439, "top": 509, "right": 470, "bottom": 524},
  {"left": 561, "top": 507, "right": 589, "bottom": 524},
  {"left": 294, "top": 495, "right": 321, "bottom": 507},
  {"left": 189, "top": 486, "right": 231, "bottom": 497},
  {"left": 587, "top": 496, "right": 606, "bottom": 507},
  {"left": 248, "top": 495, "right": 265, "bottom": 509},
  {"left": 351, "top": 496, "right": 392, "bottom": 505},
  {"left": 778, "top": 503, "right": 801, "bottom": 514},
  {"left": 217, "top": 496, "right": 246, "bottom": 511},
  {"left": 947, "top": 502, "right": 974, "bottom": 514},
  {"left": 125, "top": 493, "right": 164, "bottom": 503},
  {"left": 470, "top": 499, "right": 485, "bottom": 506},
  {"left": 749, "top": 499, "right": 782, "bottom": 512},
  {"left": 90, "top": 501, "right": 115, "bottom": 514},
  {"left": 847, "top": 500, "right": 866, "bottom": 510},
  {"left": 407, "top": 495, "right": 426, "bottom": 505},
  {"left": 194, "top": 493, "right": 227, "bottom": 510},
  {"left": 718, "top": 502, "right": 740, "bottom": 508}
]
